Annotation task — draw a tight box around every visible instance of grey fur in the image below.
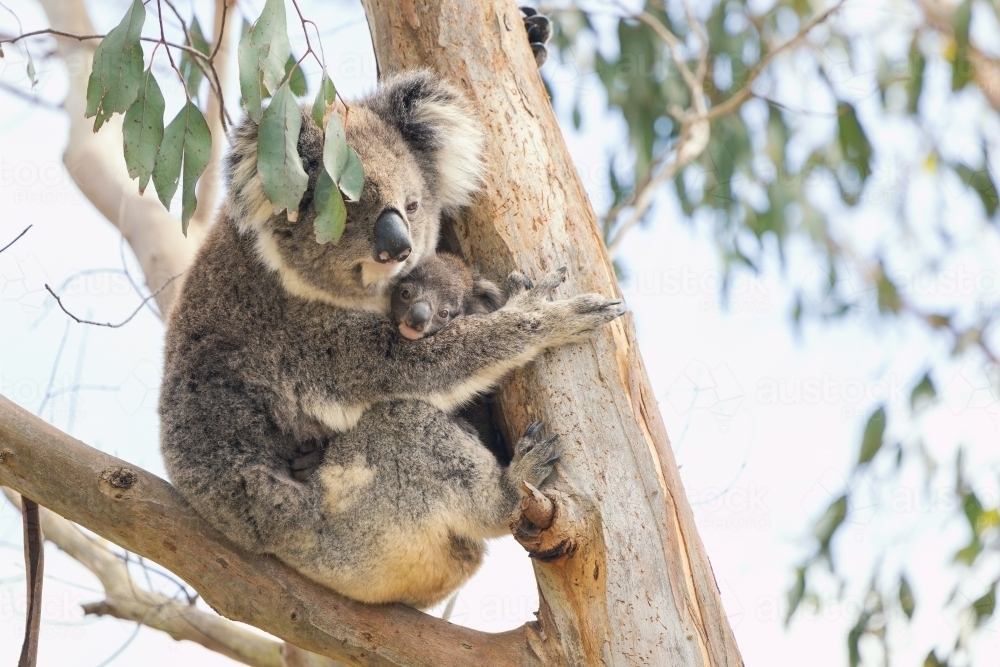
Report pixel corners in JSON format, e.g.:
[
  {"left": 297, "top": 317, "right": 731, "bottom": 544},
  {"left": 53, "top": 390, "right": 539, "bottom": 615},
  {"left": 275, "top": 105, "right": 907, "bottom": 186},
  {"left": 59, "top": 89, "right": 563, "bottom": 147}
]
[{"left": 159, "top": 70, "right": 624, "bottom": 608}]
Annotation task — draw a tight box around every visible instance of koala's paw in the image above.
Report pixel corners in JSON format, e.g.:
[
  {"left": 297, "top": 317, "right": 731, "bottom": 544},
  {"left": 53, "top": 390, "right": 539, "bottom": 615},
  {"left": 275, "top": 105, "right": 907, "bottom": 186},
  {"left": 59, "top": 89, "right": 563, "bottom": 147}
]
[
  {"left": 508, "top": 421, "right": 560, "bottom": 489},
  {"left": 547, "top": 292, "right": 627, "bottom": 343},
  {"left": 288, "top": 438, "right": 328, "bottom": 481},
  {"left": 505, "top": 270, "right": 535, "bottom": 297},
  {"left": 521, "top": 7, "right": 552, "bottom": 67}
]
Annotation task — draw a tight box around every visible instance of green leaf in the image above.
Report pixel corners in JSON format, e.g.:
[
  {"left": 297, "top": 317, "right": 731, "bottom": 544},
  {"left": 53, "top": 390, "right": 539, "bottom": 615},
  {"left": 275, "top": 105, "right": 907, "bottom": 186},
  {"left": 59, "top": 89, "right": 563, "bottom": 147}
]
[
  {"left": 179, "top": 17, "right": 211, "bottom": 98},
  {"left": 123, "top": 68, "right": 165, "bottom": 194},
  {"left": 323, "top": 106, "right": 350, "bottom": 183},
  {"left": 237, "top": 0, "right": 291, "bottom": 123},
  {"left": 899, "top": 575, "right": 915, "bottom": 619},
  {"left": 910, "top": 372, "right": 936, "bottom": 411},
  {"left": 314, "top": 169, "right": 347, "bottom": 244},
  {"left": 785, "top": 567, "right": 806, "bottom": 625},
  {"left": 952, "top": 1, "right": 974, "bottom": 90},
  {"left": 971, "top": 584, "right": 996, "bottom": 625},
  {"left": 954, "top": 164, "right": 998, "bottom": 217},
  {"left": 906, "top": 38, "right": 925, "bottom": 115},
  {"left": 858, "top": 406, "right": 886, "bottom": 465},
  {"left": 340, "top": 147, "right": 364, "bottom": 202},
  {"left": 837, "top": 102, "right": 872, "bottom": 186},
  {"left": 258, "top": 81, "right": 308, "bottom": 220},
  {"left": 312, "top": 70, "right": 336, "bottom": 128},
  {"left": 812, "top": 495, "right": 848, "bottom": 552},
  {"left": 924, "top": 651, "right": 946, "bottom": 667},
  {"left": 85, "top": 0, "right": 146, "bottom": 132},
  {"left": 152, "top": 101, "right": 212, "bottom": 234},
  {"left": 284, "top": 53, "right": 307, "bottom": 96}
]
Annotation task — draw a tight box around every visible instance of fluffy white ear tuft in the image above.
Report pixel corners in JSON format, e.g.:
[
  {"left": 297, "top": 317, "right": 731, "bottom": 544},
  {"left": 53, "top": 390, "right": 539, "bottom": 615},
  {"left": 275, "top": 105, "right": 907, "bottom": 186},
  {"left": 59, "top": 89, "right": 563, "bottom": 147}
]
[
  {"left": 412, "top": 90, "right": 485, "bottom": 214},
  {"left": 367, "top": 69, "right": 486, "bottom": 215},
  {"left": 223, "top": 117, "right": 275, "bottom": 233}
]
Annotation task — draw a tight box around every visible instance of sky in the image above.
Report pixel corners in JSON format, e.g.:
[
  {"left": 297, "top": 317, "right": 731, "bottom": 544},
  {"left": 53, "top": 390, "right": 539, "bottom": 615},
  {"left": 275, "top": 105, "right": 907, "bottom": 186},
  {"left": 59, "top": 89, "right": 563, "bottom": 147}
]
[{"left": 1, "top": 0, "right": 999, "bottom": 665}]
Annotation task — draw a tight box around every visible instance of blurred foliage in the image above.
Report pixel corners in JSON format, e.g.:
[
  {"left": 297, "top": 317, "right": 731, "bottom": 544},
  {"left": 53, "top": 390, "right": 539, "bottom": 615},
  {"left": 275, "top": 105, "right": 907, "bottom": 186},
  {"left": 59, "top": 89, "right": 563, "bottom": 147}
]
[{"left": 545, "top": 0, "right": 1000, "bottom": 664}]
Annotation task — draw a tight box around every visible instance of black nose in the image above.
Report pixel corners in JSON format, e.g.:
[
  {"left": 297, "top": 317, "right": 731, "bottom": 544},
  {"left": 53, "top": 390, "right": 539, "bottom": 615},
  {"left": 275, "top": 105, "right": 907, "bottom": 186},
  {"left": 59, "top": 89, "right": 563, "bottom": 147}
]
[
  {"left": 373, "top": 210, "right": 412, "bottom": 263},
  {"left": 409, "top": 302, "right": 431, "bottom": 328}
]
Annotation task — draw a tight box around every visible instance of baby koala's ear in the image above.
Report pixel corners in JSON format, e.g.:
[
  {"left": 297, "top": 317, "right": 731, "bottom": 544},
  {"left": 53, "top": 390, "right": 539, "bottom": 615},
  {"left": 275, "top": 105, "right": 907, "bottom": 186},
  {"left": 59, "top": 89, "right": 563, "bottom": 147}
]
[{"left": 469, "top": 275, "right": 505, "bottom": 314}]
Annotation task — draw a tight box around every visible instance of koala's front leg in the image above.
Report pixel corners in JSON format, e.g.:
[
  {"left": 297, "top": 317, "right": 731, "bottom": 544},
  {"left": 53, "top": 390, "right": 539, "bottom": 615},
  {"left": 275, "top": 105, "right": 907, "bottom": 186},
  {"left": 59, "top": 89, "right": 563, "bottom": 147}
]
[{"left": 328, "top": 268, "right": 625, "bottom": 410}]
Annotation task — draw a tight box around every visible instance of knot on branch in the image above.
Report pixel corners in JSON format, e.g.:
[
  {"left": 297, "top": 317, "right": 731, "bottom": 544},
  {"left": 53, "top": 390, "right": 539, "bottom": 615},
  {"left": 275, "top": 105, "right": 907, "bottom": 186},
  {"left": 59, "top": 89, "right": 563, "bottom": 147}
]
[
  {"left": 99, "top": 466, "right": 138, "bottom": 499},
  {"left": 511, "top": 483, "right": 580, "bottom": 563},
  {"left": 0, "top": 448, "right": 12, "bottom": 465}
]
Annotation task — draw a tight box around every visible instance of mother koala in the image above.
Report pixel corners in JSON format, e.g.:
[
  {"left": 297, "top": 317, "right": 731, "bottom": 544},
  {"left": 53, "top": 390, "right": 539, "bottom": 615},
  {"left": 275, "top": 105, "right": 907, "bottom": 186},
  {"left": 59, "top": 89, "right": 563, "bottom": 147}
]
[{"left": 159, "top": 70, "right": 624, "bottom": 608}]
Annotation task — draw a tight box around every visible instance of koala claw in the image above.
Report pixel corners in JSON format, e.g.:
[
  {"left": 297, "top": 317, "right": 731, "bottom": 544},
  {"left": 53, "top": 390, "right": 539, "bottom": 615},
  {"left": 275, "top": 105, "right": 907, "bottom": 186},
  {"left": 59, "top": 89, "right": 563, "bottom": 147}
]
[
  {"left": 509, "top": 423, "right": 561, "bottom": 489},
  {"left": 523, "top": 420, "right": 543, "bottom": 440},
  {"left": 505, "top": 271, "right": 535, "bottom": 297}
]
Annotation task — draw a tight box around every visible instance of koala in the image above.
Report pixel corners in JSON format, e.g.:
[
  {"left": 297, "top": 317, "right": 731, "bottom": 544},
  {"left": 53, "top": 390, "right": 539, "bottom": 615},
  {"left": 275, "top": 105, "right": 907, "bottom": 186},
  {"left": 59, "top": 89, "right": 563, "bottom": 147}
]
[
  {"left": 159, "top": 69, "right": 625, "bottom": 609},
  {"left": 390, "top": 252, "right": 504, "bottom": 340}
]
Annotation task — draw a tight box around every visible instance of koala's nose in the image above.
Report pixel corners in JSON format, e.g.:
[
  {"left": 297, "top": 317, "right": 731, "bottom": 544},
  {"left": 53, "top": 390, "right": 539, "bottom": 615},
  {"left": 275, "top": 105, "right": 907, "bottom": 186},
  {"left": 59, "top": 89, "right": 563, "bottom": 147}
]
[
  {"left": 373, "top": 210, "right": 412, "bottom": 263},
  {"left": 409, "top": 302, "right": 431, "bottom": 329}
]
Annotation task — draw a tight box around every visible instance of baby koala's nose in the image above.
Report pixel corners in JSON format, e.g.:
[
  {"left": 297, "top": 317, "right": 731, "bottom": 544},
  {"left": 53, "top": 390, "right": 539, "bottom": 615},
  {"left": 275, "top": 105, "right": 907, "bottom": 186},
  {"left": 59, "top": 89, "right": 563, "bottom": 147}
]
[{"left": 408, "top": 302, "right": 431, "bottom": 329}]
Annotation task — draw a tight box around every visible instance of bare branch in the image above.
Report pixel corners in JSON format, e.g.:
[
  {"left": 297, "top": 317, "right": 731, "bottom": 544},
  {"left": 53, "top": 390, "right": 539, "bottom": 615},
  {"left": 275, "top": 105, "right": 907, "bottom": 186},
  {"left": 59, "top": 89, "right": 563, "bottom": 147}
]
[
  {"left": 604, "top": 1, "right": 845, "bottom": 255},
  {"left": 1, "top": 487, "right": 296, "bottom": 667},
  {"left": 703, "top": 1, "right": 845, "bottom": 122},
  {"left": 0, "top": 225, "right": 31, "bottom": 254},
  {"left": 44, "top": 273, "right": 182, "bottom": 328},
  {"left": 190, "top": 0, "right": 232, "bottom": 232},
  {"left": 0, "top": 396, "right": 531, "bottom": 667}
]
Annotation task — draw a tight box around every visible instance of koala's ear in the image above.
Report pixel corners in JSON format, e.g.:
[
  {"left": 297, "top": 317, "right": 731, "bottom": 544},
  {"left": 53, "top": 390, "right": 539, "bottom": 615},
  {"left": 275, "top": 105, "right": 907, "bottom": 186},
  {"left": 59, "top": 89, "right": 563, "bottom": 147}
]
[
  {"left": 469, "top": 275, "right": 505, "bottom": 314},
  {"left": 369, "top": 69, "right": 486, "bottom": 215}
]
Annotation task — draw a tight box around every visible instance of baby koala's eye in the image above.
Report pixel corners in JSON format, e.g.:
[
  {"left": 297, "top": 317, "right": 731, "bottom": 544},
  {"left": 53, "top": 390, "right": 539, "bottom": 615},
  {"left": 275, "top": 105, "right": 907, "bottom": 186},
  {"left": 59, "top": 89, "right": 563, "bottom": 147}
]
[
  {"left": 400, "top": 289, "right": 412, "bottom": 300},
  {"left": 438, "top": 309, "right": 450, "bottom": 319},
  {"left": 405, "top": 200, "right": 419, "bottom": 214}
]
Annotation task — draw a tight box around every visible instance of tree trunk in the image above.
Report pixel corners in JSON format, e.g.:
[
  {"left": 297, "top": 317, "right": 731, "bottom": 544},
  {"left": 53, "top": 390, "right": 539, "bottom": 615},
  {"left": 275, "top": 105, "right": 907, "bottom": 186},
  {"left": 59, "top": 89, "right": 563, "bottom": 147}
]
[{"left": 361, "top": 2, "right": 743, "bottom": 665}]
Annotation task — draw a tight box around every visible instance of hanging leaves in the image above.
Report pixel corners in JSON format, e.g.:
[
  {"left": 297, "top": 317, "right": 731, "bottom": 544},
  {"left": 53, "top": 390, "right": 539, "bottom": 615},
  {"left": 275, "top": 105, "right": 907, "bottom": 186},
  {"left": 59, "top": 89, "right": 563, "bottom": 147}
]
[
  {"left": 258, "top": 81, "right": 308, "bottom": 222},
  {"left": 238, "top": 0, "right": 291, "bottom": 123},
  {"left": 85, "top": 0, "right": 146, "bottom": 132},
  {"left": 123, "top": 68, "right": 165, "bottom": 195},
  {"left": 152, "top": 101, "right": 212, "bottom": 234},
  {"left": 312, "top": 70, "right": 336, "bottom": 128}
]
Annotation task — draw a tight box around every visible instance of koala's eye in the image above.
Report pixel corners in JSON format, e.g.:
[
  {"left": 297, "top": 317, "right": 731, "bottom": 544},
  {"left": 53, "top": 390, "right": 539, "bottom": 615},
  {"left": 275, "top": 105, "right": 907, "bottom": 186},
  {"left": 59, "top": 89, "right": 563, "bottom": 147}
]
[
  {"left": 405, "top": 200, "right": 419, "bottom": 214},
  {"left": 400, "top": 288, "right": 412, "bottom": 300},
  {"left": 438, "top": 309, "right": 450, "bottom": 319}
]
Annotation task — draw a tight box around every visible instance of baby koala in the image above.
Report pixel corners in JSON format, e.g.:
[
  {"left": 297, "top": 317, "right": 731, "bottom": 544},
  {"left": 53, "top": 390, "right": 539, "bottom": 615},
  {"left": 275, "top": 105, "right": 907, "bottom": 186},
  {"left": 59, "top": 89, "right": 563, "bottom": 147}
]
[{"left": 390, "top": 252, "right": 504, "bottom": 340}]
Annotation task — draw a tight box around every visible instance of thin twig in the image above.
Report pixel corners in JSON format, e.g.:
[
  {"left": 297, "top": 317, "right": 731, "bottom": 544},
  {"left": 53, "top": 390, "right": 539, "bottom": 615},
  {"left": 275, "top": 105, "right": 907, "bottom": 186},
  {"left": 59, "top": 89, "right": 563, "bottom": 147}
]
[
  {"left": 209, "top": 0, "right": 227, "bottom": 60},
  {"left": 0, "top": 224, "right": 31, "bottom": 254},
  {"left": 44, "top": 273, "right": 182, "bottom": 328},
  {"left": 703, "top": 0, "right": 845, "bottom": 122}
]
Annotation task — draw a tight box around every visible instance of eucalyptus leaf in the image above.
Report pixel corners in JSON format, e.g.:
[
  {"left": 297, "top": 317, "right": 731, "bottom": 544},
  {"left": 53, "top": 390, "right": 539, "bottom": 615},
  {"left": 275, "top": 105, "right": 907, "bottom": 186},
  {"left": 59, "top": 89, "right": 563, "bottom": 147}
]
[
  {"left": 237, "top": 0, "right": 291, "bottom": 122},
  {"left": 85, "top": 0, "right": 145, "bottom": 132},
  {"left": 858, "top": 406, "right": 886, "bottom": 465},
  {"left": 340, "top": 147, "right": 364, "bottom": 202},
  {"left": 123, "top": 68, "right": 165, "bottom": 194},
  {"left": 314, "top": 169, "right": 347, "bottom": 244},
  {"left": 899, "top": 576, "right": 915, "bottom": 619},
  {"left": 284, "top": 53, "right": 307, "bottom": 96},
  {"left": 152, "top": 101, "right": 212, "bottom": 234},
  {"left": 312, "top": 70, "right": 336, "bottom": 128},
  {"left": 258, "top": 81, "right": 308, "bottom": 220},
  {"left": 910, "top": 372, "right": 936, "bottom": 411}
]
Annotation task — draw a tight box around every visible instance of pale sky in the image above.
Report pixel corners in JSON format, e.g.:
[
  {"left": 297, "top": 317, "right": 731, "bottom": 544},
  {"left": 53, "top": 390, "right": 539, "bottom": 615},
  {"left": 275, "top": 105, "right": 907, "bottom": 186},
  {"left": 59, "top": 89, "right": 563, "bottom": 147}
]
[{"left": 1, "top": 0, "right": 998, "bottom": 665}]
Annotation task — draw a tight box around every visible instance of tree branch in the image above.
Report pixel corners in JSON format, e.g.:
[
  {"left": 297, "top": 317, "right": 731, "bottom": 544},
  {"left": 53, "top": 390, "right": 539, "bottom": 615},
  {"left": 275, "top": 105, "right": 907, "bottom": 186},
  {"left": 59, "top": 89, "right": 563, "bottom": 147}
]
[
  {"left": 602, "top": 1, "right": 844, "bottom": 255},
  {"left": 0, "top": 395, "right": 530, "bottom": 667}
]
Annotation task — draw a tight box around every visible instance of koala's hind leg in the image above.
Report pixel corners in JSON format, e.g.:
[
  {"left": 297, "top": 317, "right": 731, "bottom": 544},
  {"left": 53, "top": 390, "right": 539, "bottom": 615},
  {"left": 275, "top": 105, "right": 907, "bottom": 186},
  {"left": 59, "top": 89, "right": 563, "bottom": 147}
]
[{"left": 290, "top": 400, "right": 560, "bottom": 607}]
